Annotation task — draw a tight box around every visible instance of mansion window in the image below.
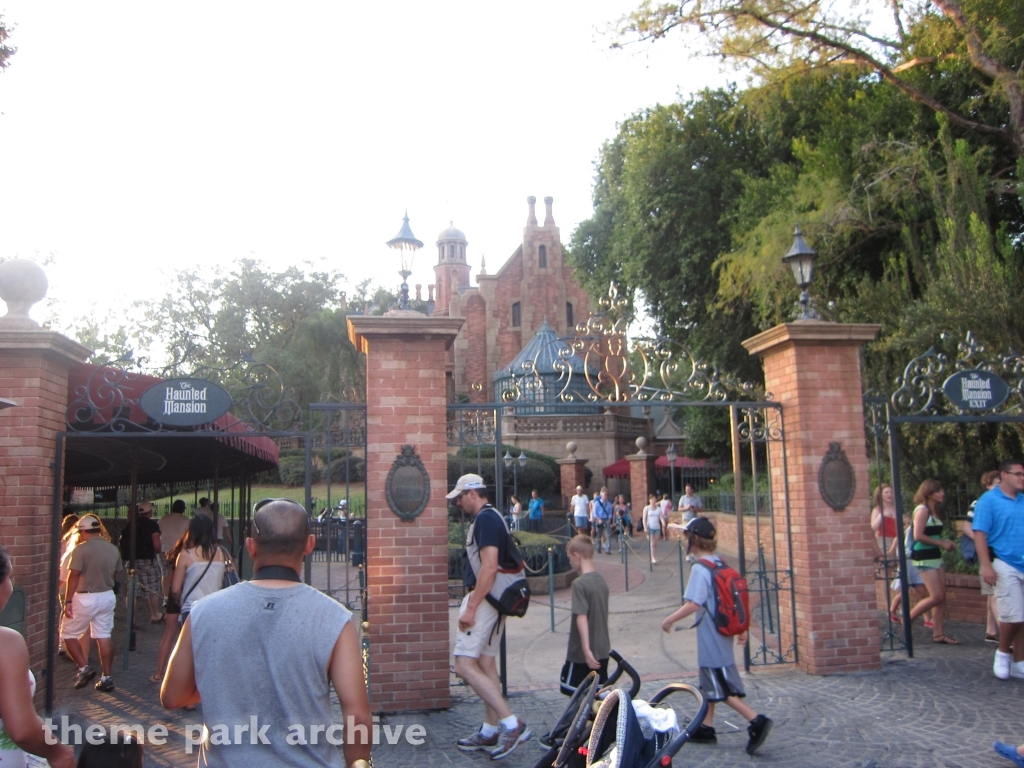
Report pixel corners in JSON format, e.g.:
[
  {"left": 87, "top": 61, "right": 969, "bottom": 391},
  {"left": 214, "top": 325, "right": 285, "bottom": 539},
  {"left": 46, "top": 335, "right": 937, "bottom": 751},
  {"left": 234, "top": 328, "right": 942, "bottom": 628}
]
[
  {"left": 538, "top": 245, "right": 547, "bottom": 268},
  {"left": 566, "top": 302, "right": 574, "bottom": 329},
  {"left": 512, "top": 302, "right": 521, "bottom": 327}
]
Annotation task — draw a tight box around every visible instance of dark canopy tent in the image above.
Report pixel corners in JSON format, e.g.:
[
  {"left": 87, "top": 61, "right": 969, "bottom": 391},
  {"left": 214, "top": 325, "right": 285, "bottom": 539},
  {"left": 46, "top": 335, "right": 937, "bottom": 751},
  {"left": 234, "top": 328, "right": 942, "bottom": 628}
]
[{"left": 64, "top": 364, "right": 279, "bottom": 487}]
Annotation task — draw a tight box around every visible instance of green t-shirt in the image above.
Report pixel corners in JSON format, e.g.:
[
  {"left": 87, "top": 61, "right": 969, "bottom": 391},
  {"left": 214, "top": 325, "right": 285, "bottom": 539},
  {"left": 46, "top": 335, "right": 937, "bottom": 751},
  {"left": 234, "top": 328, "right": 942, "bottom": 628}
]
[
  {"left": 68, "top": 536, "right": 124, "bottom": 593},
  {"left": 567, "top": 571, "right": 610, "bottom": 663}
]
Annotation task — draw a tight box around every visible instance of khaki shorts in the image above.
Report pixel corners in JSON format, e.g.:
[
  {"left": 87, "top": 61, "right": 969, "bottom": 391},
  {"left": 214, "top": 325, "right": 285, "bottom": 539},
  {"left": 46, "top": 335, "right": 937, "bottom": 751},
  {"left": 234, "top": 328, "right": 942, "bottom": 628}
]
[
  {"left": 993, "top": 559, "right": 1024, "bottom": 624},
  {"left": 62, "top": 591, "right": 116, "bottom": 640},
  {"left": 453, "top": 593, "right": 505, "bottom": 659}
]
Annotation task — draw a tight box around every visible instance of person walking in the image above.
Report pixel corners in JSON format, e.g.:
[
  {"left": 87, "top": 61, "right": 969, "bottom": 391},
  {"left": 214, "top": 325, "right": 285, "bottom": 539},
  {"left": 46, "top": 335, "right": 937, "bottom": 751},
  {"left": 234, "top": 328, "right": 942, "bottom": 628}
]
[
  {"left": 560, "top": 535, "right": 611, "bottom": 692},
  {"left": 614, "top": 495, "right": 633, "bottom": 539},
  {"left": 119, "top": 501, "right": 164, "bottom": 623},
  {"left": 152, "top": 530, "right": 188, "bottom": 684},
  {"left": 570, "top": 486, "right": 590, "bottom": 536},
  {"left": 678, "top": 484, "right": 703, "bottom": 522},
  {"left": 963, "top": 470, "right": 1002, "bottom": 642},
  {"left": 509, "top": 495, "right": 523, "bottom": 532},
  {"left": 661, "top": 517, "right": 772, "bottom": 755},
  {"left": 162, "top": 498, "right": 371, "bottom": 767},
  {"left": 449, "top": 474, "right": 532, "bottom": 760},
  {"left": 62, "top": 514, "right": 124, "bottom": 693},
  {"left": 907, "top": 479, "right": 958, "bottom": 644},
  {"left": 591, "top": 488, "right": 613, "bottom": 555},
  {"left": 0, "top": 546, "right": 76, "bottom": 768},
  {"left": 170, "top": 515, "right": 225, "bottom": 626},
  {"left": 643, "top": 495, "right": 662, "bottom": 564},
  {"left": 527, "top": 490, "right": 545, "bottom": 534},
  {"left": 971, "top": 459, "right": 1024, "bottom": 680}
]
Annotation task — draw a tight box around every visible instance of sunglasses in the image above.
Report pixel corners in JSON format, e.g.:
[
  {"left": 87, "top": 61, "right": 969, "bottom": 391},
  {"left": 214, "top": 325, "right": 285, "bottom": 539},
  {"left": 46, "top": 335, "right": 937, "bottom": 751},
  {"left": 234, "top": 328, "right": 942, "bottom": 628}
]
[{"left": 251, "top": 497, "right": 308, "bottom": 536}]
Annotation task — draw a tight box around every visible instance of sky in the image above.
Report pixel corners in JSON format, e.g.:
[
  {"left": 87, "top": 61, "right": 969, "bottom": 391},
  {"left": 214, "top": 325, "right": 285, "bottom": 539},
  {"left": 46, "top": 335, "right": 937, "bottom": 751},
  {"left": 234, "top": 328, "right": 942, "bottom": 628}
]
[{"left": 0, "top": 1, "right": 728, "bottom": 335}]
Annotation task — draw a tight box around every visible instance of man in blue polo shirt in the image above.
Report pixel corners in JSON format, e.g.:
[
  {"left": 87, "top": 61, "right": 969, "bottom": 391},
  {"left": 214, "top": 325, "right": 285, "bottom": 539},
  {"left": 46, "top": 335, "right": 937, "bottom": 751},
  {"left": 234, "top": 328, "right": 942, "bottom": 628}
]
[{"left": 972, "top": 459, "right": 1024, "bottom": 681}]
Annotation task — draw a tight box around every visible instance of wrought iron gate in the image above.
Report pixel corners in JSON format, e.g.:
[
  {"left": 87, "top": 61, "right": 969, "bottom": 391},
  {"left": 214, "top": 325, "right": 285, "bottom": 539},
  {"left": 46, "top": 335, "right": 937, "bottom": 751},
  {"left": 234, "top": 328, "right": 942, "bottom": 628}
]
[{"left": 864, "top": 332, "right": 1024, "bottom": 656}]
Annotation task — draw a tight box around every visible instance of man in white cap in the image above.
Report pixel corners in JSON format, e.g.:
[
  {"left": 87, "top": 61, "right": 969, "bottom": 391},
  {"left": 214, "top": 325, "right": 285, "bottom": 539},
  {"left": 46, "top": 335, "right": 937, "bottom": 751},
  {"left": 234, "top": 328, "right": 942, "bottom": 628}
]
[
  {"left": 448, "top": 474, "right": 532, "bottom": 760},
  {"left": 63, "top": 515, "right": 123, "bottom": 692}
]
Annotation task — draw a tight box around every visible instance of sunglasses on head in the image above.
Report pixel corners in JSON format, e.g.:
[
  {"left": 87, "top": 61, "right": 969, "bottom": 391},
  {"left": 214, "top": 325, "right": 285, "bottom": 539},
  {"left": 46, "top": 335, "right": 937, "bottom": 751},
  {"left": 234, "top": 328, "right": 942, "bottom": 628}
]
[{"left": 250, "top": 497, "right": 308, "bottom": 536}]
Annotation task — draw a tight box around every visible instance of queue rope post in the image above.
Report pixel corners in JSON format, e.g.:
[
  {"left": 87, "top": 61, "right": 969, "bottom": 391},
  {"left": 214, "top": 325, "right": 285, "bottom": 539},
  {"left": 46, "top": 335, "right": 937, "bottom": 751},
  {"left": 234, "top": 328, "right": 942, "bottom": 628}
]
[
  {"left": 499, "top": 629, "right": 508, "bottom": 698},
  {"left": 677, "top": 538, "right": 685, "bottom": 605},
  {"left": 548, "top": 547, "right": 556, "bottom": 633},
  {"left": 623, "top": 538, "right": 629, "bottom": 592}
]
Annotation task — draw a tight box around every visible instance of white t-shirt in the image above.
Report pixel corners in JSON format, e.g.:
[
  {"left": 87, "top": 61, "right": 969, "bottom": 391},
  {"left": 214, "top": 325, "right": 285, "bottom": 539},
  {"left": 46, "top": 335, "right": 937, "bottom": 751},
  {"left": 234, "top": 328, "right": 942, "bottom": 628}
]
[{"left": 571, "top": 494, "right": 590, "bottom": 519}]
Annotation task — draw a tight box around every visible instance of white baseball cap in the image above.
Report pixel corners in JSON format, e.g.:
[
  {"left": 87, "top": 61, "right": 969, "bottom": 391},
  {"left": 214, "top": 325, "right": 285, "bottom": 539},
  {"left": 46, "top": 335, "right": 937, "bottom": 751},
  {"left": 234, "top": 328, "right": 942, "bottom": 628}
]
[
  {"left": 77, "top": 514, "right": 102, "bottom": 532},
  {"left": 447, "top": 473, "right": 487, "bottom": 500}
]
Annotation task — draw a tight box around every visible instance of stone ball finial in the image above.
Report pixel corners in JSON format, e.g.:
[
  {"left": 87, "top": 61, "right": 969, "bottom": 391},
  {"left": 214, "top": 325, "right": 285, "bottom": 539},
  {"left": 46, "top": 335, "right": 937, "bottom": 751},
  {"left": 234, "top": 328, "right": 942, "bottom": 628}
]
[
  {"left": 635, "top": 436, "right": 648, "bottom": 455},
  {"left": 566, "top": 441, "right": 577, "bottom": 458},
  {"left": 0, "top": 259, "right": 48, "bottom": 329}
]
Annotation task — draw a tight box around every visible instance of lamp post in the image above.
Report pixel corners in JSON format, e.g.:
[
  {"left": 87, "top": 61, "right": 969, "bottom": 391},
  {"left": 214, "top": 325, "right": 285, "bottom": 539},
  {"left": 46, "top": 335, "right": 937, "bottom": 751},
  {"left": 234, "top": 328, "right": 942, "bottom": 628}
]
[
  {"left": 503, "top": 449, "right": 528, "bottom": 505},
  {"left": 386, "top": 211, "right": 423, "bottom": 311},
  {"left": 782, "top": 225, "right": 819, "bottom": 321},
  {"left": 666, "top": 443, "right": 678, "bottom": 508}
]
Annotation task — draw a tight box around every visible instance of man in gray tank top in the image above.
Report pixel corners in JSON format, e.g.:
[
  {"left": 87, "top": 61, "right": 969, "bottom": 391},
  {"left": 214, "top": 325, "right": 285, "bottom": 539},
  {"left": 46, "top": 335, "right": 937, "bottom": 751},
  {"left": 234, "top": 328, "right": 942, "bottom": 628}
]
[{"left": 161, "top": 499, "right": 371, "bottom": 768}]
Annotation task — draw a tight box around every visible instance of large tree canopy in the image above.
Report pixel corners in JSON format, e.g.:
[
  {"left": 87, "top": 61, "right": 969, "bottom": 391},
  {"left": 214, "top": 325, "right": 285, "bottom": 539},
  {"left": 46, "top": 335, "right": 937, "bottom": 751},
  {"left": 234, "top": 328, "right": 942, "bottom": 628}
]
[{"left": 617, "top": 0, "right": 1024, "bottom": 157}]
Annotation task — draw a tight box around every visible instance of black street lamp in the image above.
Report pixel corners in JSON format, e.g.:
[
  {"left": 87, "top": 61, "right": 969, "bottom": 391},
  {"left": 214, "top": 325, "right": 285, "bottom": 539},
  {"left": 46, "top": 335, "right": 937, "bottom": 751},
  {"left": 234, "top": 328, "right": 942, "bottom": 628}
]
[
  {"left": 386, "top": 211, "right": 424, "bottom": 311},
  {"left": 666, "top": 443, "right": 678, "bottom": 508},
  {"left": 503, "top": 449, "right": 528, "bottom": 503},
  {"left": 782, "top": 225, "right": 820, "bottom": 321}
]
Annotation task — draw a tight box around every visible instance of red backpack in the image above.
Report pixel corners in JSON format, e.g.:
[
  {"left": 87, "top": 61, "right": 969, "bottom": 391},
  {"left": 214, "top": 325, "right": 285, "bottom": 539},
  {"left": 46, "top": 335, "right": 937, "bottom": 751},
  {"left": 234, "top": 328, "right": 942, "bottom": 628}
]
[{"left": 696, "top": 557, "right": 750, "bottom": 636}]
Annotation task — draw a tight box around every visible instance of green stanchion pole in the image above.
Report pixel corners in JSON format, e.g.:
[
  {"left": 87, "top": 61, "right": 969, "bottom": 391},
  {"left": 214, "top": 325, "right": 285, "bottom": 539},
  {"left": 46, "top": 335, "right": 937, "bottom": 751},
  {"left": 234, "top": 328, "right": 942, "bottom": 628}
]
[
  {"left": 677, "top": 539, "right": 685, "bottom": 604},
  {"left": 624, "top": 541, "right": 629, "bottom": 592},
  {"left": 548, "top": 547, "right": 556, "bottom": 633}
]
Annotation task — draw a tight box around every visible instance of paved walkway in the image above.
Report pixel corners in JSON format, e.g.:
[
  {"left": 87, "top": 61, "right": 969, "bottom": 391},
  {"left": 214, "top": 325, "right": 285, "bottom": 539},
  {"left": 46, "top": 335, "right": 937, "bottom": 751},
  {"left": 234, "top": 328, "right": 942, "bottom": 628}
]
[{"left": 49, "top": 536, "right": 1024, "bottom": 767}]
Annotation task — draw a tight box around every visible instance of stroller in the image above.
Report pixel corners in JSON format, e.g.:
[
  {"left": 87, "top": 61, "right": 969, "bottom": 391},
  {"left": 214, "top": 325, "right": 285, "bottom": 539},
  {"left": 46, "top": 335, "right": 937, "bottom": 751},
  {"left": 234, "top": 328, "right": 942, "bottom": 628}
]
[{"left": 535, "top": 651, "right": 708, "bottom": 768}]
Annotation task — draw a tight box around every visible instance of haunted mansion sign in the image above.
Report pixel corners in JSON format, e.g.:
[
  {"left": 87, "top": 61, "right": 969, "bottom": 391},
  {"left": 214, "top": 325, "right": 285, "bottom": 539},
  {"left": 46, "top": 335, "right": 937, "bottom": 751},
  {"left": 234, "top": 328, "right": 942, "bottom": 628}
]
[
  {"left": 139, "top": 378, "right": 233, "bottom": 426},
  {"left": 942, "top": 370, "right": 1010, "bottom": 411}
]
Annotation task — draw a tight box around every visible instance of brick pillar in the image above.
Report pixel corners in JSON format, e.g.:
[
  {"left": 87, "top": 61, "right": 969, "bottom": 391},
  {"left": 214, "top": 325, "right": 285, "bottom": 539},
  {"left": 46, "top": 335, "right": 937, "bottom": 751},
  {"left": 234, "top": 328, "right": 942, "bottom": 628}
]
[
  {"left": 743, "top": 321, "right": 881, "bottom": 674},
  {"left": 348, "top": 311, "right": 463, "bottom": 713},
  {"left": 0, "top": 328, "right": 91, "bottom": 699},
  {"left": 626, "top": 437, "right": 656, "bottom": 510},
  {"left": 556, "top": 441, "right": 588, "bottom": 510}
]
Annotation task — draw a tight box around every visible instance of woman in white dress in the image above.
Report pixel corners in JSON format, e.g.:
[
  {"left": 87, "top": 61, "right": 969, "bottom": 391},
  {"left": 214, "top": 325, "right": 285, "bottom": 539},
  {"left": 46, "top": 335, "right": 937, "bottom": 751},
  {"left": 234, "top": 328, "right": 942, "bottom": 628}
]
[
  {"left": 0, "top": 546, "right": 76, "bottom": 768},
  {"left": 644, "top": 494, "right": 662, "bottom": 563}
]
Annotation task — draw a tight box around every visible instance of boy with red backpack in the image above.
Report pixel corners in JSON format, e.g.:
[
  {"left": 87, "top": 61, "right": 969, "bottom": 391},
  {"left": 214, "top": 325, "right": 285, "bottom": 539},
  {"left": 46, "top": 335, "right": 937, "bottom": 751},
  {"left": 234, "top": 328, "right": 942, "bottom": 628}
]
[{"left": 661, "top": 517, "right": 772, "bottom": 755}]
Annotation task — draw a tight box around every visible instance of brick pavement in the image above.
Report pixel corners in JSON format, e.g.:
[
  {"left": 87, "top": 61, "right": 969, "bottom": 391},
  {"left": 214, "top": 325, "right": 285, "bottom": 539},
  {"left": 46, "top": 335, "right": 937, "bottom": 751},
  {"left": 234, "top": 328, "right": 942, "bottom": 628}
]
[{"left": 46, "top": 537, "right": 1024, "bottom": 767}]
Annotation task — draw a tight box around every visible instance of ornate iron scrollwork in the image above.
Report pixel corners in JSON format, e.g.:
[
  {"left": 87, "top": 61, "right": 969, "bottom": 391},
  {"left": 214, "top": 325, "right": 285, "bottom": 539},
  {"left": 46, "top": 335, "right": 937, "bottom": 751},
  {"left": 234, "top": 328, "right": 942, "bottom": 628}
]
[
  {"left": 890, "top": 331, "right": 1024, "bottom": 416},
  {"left": 498, "top": 282, "right": 760, "bottom": 405},
  {"left": 66, "top": 356, "right": 304, "bottom": 433}
]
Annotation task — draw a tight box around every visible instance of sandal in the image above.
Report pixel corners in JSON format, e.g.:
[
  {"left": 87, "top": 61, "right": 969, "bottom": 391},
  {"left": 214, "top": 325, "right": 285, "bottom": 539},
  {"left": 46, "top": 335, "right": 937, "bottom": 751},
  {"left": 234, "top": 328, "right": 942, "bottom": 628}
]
[
  {"left": 890, "top": 612, "right": 902, "bottom": 624},
  {"left": 149, "top": 673, "right": 163, "bottom": 683},
  {"left": 933, "top": 635, "right": 960, "bottom": 645}
]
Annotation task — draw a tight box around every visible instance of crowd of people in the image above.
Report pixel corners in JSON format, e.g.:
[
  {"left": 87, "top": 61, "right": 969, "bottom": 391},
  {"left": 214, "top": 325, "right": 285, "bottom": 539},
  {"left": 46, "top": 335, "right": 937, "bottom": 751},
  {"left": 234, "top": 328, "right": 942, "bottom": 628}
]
[{"left": 450, "top": 472, "right": 771, "bottom": 761}]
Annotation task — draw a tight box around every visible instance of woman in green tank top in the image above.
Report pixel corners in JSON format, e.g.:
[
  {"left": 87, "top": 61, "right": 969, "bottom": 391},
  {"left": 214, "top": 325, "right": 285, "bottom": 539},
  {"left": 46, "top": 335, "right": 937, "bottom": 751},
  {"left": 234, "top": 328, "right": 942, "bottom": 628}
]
[{"left": 907, "top": 479, "right": 959, "bottom": 644}]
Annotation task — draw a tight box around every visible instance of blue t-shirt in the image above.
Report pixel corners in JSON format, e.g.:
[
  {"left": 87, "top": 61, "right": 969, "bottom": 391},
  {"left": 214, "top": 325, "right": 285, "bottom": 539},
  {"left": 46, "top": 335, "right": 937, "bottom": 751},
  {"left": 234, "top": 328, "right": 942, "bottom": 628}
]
[
  {"left": 971, "top": 487, "right": 1024, "bottom": 573},
  {"left": 592, "top": 497, "right": 612, "bottom": 521},
  {"left": 528, "top": 497, "right": 544, "bottom": 519}
]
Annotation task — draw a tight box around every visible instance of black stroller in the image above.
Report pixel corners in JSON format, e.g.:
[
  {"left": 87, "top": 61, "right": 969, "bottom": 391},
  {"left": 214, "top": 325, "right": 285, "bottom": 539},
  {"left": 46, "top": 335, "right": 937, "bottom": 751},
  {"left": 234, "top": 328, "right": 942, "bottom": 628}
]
[{"left": 534, "top": 651, "right": 708, "bottom": 768}]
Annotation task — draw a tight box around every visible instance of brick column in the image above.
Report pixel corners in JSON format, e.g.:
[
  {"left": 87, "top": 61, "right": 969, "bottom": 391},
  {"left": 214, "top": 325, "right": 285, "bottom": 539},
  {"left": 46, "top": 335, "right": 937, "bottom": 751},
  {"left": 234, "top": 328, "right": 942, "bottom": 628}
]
[
  {"left": 556, "top": 441, "right": 588, "bottom": 510},
  {"left": 348, "top": 311, "right": 463, "bottom": 713},
  {"left": 0, "top": 329, "right": 91, "bottom": 698},
  {"left": 743, "top": 321, "right": 881, "bottom": 674},
  {"left": 626, "top": 437, "right": 656, "bottom": 511}
]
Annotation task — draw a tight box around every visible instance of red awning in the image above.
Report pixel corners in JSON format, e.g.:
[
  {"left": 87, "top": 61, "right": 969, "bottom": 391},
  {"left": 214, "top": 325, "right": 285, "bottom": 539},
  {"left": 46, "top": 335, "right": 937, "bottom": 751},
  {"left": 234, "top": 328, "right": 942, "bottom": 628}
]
[
  {"left": 654, "top": 455, "right": 709, "bottom": 469},
  {"left": 602, "top": 458, "right": 632, "bottom": 478},
  {"left": 64, "top": 364, "right": 279, "bottom": 486}
]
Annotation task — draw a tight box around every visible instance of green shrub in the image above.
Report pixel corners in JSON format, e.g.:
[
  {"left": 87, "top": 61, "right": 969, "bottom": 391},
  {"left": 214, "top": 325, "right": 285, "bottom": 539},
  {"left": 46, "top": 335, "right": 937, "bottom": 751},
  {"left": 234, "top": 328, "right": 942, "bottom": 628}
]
[
  {"left": 277, "top": 456, "right": 314, "bottom": 486},
  {"left": 448, "top": 445, "right": 561, "bottom": 504},
  {"left": 329, "top": 456, "right": 365, "bottom": 483}
]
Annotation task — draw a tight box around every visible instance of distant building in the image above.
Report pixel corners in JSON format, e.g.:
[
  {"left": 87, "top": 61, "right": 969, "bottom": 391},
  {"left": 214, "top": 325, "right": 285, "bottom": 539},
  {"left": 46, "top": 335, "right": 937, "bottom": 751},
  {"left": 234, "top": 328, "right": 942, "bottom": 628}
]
[{"left": 431, "top": 196, "right": 593, "bottom": 402}]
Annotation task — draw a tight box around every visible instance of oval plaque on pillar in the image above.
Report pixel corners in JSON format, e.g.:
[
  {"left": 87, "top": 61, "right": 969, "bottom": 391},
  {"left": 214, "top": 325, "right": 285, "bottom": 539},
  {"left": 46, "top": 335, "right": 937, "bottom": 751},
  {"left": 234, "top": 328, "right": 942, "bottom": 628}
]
[
  {"left": 818, "top": 442, "right": 856, "bottom": 512},
  {"left": 385, "top": 445, "right": 431, "bottom": 522}
]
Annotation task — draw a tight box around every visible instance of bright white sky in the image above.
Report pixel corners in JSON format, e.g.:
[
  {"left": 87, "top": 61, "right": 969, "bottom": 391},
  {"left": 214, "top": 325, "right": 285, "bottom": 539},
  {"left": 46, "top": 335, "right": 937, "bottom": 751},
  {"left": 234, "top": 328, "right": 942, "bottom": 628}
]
[{"left": 0, "top": 1, "right": 727, "bottom": 336}]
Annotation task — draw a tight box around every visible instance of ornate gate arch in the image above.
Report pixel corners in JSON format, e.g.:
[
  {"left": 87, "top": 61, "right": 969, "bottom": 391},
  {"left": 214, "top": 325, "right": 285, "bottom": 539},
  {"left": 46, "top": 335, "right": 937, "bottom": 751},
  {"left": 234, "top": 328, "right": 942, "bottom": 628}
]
[{"left": 449, "top": 284, "right": 798, "bottom": 669}]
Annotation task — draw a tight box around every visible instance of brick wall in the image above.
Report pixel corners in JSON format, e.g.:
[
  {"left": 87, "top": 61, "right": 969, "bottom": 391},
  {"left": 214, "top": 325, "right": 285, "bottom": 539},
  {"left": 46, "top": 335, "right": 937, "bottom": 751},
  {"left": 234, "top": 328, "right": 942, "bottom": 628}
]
[
  {"left": 461, "top": 294, "right": 488, "bottom": 401},
  {"left": 745, "top": 322, "right": 882, "bottom": 675},
  {"left": 627, "top": 452, "right": 655, "bottom": 511},
  {"left": 0, "top": 331, "right": 91, "bottom": 707},
  {"left": 349, "top": 314, "right": 461, "bottom": 713},
  {"left": 556, "top": 457, "right": 588, "bottom": 510}
]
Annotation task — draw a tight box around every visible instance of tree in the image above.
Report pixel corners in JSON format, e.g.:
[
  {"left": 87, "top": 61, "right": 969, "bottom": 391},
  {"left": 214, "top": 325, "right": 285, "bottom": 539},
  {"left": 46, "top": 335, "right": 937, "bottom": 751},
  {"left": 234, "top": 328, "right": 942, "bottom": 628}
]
[
  {"left": 617, "top": 0, "right": 1024, "bottom": 157},
  {"left": 0, "top": 15, "right": 16, "bottom": 72}
]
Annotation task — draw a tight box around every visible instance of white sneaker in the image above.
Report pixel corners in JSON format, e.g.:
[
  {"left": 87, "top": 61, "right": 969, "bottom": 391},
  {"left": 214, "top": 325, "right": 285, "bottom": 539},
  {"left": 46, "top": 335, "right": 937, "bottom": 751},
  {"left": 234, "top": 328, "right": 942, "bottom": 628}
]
[
  {"left": 994, "top": 651, "right": 1012, "bottom": 680},
  {"left": 1010, "top": 660, "right": 1024, "bottom": 679}
]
